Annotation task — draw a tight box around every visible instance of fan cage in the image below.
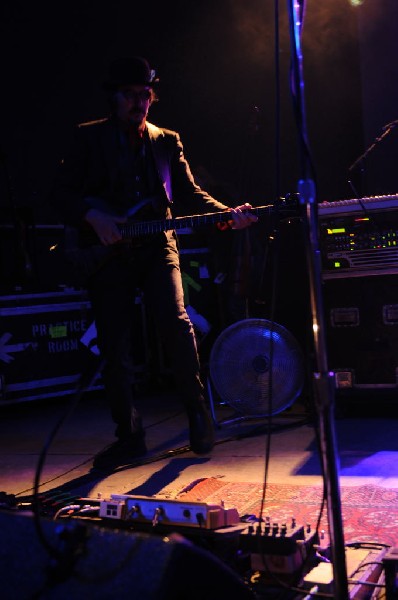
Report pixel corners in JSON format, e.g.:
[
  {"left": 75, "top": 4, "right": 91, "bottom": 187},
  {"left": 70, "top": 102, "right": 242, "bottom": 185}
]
[{"left": 209, "top": 318, "right": 305, "bottom": 417}]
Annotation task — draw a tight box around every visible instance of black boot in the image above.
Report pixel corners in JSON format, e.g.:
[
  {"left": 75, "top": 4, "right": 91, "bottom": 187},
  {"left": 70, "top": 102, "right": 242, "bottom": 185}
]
[
  {"left": 93, "top": 430, "right": 147, "bottom": 470},
  {"left": 187, "top": 402, "right": 215, "bottom": 454}
]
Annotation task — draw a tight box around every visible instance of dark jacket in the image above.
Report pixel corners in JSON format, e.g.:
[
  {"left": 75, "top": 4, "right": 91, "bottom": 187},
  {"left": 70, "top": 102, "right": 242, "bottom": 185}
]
[{"left": 51, "top": 117, "right": 229, "bottom": 228}]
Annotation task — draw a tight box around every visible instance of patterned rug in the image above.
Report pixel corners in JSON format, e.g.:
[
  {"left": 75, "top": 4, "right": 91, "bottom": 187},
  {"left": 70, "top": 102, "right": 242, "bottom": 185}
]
[{"left": 175, "top": 478, "right": 398, "bottom": 547}]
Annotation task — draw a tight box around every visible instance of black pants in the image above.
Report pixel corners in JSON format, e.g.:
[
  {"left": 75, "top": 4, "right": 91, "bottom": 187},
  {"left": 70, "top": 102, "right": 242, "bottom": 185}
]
[{"left": 87, "top": 236, "right": 204, "bottom": 440}]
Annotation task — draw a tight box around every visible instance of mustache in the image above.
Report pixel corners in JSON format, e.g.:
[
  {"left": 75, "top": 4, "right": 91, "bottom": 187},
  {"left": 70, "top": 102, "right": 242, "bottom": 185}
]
[{"left": 129, "top": 108, "right": 145, "bottom": 116}]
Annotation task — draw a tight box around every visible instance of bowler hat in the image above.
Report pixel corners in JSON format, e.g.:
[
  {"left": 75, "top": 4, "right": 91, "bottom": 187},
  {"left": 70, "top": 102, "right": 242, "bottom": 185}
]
[{"left": 103, "top": 56, "right": 158, "bottom": 90}]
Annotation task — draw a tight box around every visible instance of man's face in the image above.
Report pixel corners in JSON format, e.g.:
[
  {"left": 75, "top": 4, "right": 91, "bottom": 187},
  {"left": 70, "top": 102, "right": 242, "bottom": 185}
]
[{"left": 114, "top": 85, "right": 152, "bottom": 127}]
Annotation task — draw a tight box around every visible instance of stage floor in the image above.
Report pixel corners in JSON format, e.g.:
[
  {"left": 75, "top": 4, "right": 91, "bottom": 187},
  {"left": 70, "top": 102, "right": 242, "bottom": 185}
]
[{"left": 1, "top": 383, "right": 398, "bottom": 503}]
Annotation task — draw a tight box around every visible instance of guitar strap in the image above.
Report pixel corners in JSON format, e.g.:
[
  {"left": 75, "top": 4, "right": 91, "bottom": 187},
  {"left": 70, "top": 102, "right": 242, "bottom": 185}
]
[{"left": 125, "top": 195, "right": 157, "bottom": 218}]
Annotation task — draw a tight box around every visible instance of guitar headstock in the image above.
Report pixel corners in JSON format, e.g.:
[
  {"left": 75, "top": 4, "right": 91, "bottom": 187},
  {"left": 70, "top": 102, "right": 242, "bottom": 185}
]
[{"left": 280, "top": 193, "right": 300, "bottom": 208}]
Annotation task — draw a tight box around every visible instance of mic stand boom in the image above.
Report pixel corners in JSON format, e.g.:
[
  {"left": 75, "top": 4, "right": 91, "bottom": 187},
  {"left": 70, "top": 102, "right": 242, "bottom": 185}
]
[
  {"left": 348, "top": 119, "right": 398, "bottom": 197},
  {"left": 286, "top": 2, "right": 349, "bottom": 597}
]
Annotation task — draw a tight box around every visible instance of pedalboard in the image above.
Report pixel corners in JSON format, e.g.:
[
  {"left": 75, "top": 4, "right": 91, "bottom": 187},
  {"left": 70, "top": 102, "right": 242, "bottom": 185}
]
[{"left": 52, "top": 495, "right": 320, "bottom": 580}]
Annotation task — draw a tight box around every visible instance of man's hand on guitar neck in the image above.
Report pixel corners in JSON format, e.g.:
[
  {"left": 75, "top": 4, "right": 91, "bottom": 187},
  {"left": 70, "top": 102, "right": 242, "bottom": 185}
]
[
  {"left": 229, "top": 203, "right": 258, "bottom": 230},
  {"left": 85, "top": 208, "right": 126, "bottom": 246}
]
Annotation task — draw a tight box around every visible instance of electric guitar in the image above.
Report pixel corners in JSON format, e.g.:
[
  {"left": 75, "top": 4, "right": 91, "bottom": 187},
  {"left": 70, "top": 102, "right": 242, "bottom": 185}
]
[
  {"left": 61, "top": 196, "right": 298, "bottom": 284},
  {"left": 115, "top": 202, "right": 288, "bottom": 239},
  {"left": 82, "top": 193, "right": 299, "bottom": 238}
]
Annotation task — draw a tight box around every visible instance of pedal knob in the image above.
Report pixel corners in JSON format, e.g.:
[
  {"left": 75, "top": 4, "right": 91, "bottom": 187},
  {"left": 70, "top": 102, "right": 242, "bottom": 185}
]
[{"left": 264, "top": 517, "right": 271, "bottom": 534}]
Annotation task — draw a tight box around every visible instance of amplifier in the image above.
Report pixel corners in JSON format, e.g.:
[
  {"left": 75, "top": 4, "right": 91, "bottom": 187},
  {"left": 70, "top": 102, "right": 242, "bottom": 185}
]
[
  {"left": 318, "top": 194, "right": 398, "bottom": 278},
  {"left": 0, "top": 222, "right": 68, "bottom": 290},
  {"left": 319, "top": 195, "right": 398, "bottom": 390},
  {"left": 323, "top": 275, "right": 398, "bottom": 389}
]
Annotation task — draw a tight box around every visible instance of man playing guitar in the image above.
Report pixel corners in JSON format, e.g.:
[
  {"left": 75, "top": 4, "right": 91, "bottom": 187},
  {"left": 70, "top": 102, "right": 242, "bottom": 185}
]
[{"left": 51, "top": 56, "right": 257, "bottom": 469}]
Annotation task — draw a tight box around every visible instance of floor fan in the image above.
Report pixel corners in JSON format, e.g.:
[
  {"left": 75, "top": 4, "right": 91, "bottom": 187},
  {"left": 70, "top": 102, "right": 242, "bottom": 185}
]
[{"left": 207, "top": 318, "right": 305, "bottom": 426}]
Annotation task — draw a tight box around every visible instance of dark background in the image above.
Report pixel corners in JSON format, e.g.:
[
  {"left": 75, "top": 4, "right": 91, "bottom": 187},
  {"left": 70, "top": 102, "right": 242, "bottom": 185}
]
[
  {"left": 2, "top": 0, "right": 397, "bottom": 217},
  {"left": 0, "top": 0, "right": 397, "bottom": 323}
]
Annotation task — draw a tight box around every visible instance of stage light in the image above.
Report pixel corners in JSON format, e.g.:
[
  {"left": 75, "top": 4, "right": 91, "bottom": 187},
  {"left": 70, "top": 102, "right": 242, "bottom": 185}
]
[{"left": 349, "top": 0, "right": 364, "bottom": 6}]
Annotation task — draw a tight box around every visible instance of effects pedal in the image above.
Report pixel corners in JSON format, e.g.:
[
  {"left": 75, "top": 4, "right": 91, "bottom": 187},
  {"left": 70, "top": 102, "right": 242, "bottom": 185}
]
[
  {"left": 98, "top": 494, "right": 240, "bottom": 530},
  {"left": 239, "top": 517, "right": 318, "bottom": 576}
]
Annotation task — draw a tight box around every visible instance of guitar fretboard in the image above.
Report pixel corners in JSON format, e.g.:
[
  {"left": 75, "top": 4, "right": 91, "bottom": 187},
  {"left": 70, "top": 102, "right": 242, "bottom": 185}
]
[{"left": 119, "top": 204, "right": 279, "bottom": 239}]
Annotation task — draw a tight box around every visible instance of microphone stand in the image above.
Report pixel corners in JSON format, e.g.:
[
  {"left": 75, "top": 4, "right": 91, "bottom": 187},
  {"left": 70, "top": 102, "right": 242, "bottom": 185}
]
[
  {"left": 348, "top": 119, "right": 398, "bottom": 197},
  {"left": 286, "top": 2, "right": 349, "bottom": 597}
]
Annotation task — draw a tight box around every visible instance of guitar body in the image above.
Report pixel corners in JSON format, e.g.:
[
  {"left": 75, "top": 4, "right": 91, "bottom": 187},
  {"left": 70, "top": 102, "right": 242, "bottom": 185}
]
[{"left": 61, "top": 196, "right": 163, "bottom": 285}]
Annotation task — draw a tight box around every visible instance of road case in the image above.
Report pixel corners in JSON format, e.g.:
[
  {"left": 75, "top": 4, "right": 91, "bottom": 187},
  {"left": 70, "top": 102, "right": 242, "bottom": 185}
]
[{"left": 0, "top": 289, "right": 102, "bottom": 405}]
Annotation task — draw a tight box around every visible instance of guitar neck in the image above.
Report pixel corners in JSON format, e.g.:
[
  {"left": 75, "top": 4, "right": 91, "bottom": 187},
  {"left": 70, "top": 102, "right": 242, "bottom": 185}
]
[{"left": 119, "top": 204, "right": 275, "bottom": 239}]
